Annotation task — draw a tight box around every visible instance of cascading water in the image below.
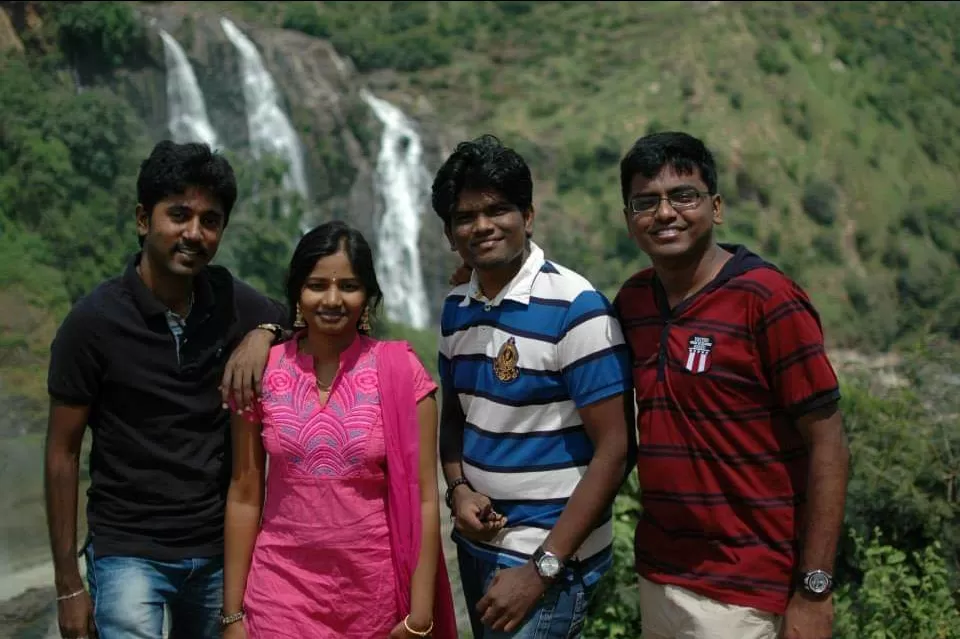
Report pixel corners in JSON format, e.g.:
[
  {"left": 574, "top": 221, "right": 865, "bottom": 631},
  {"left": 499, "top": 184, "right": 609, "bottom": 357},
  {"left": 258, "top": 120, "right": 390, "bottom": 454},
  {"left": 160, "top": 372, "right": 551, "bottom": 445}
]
[
  {"left": 158, "top": 29, "right": 220, "bottom": 148},
  {"left": 359, "top": 89, "right": 431, "bottom": 331},
  {"left": 219, "top": 17, "right": 309, "bottom": 203}
]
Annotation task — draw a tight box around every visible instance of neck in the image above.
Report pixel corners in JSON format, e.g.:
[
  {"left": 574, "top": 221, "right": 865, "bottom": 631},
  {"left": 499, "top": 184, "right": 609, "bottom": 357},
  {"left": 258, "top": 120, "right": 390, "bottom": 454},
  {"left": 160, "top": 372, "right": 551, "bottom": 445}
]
[
  {"left": 653, "top": 241, "right": 730, "bottom": 306},
  {"left": 303, "top": 328, "right": 357, "bottom": 367},
  {"left": 138, "top": 253, "right": 194, "bottom": 316},
  {"left": 476, "top": 245, "right": 530, "bottom": 300}
]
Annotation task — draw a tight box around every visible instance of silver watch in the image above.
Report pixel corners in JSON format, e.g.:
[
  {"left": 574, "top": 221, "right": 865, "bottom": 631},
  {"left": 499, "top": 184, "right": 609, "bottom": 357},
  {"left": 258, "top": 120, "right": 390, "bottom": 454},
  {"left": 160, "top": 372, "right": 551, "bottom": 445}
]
[
  {"left": 532, "top": 546, "right": 563, "bottom": 580},
  {"left": 801, "top": 569, "right": 834, "bottom": 596}
]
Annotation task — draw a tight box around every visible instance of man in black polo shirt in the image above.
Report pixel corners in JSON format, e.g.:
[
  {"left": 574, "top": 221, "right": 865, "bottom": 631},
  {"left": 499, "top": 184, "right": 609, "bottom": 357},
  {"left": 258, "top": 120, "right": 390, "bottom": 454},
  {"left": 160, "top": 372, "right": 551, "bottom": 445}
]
[{"left": 44, "top": 141, "right": 289, "bottom": 639}]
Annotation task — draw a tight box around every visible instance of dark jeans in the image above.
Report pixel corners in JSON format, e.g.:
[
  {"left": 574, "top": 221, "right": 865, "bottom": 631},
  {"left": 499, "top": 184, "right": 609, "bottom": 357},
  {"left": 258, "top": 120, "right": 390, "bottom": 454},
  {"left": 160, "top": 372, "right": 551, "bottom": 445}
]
[{"left": 83, "top": 540, "right": 223, "bottom": 639}]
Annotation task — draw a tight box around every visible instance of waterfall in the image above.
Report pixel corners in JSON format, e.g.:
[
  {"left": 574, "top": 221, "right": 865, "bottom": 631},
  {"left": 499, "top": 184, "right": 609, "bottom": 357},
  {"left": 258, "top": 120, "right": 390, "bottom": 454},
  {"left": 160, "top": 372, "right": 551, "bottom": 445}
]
[
  {"left": 158, "top": 29, "right": 219, "bottom": 149},
  {"left": 359, "top": 89, "right": 431, "bottom": 331},
  {"left": 219, "top": 17, "right": 309, "bottom": 202}
]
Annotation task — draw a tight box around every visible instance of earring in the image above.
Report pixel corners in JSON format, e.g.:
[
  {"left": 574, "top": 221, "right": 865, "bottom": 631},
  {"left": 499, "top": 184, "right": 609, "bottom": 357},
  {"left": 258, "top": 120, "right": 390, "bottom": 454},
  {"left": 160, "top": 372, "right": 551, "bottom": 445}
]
[
  {"left": 358, "top": 307, "right": 371, "bottom": 333},
  {"left": 294, "top": 304, "right": 306, "bottom": 328}
]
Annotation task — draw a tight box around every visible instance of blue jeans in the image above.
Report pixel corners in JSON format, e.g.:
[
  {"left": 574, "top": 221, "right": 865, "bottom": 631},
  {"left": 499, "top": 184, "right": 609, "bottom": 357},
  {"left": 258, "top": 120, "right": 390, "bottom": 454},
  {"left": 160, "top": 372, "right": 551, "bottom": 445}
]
[
  {"left": 458, "top": 550, "right": 593, "bottom": 638},
  {"left": 83, "top": 540, "right": 223, "bottom": 639}
]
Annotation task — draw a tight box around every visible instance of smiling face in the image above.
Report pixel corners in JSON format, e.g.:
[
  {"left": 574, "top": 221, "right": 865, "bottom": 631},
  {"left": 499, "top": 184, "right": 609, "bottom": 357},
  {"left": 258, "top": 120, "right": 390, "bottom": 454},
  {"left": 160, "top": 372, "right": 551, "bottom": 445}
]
[
  {"left": 137, "top": 185, "right": 225, "bottom": 278},
  {"left": 623, "top": 165, "right": 723, "bottom": 263},
  {"left": 298, "top": 245, "right": 367, "bottom": 339},
  {"left": 445, "top": 188, "right": 534, "bottom": 272}
]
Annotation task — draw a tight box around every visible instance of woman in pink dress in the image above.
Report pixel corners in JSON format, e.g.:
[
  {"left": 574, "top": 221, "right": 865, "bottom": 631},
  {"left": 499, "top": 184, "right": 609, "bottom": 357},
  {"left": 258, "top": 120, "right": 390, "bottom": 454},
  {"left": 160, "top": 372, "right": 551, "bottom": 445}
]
[{"left": 221, "top": 221, "right": 457, "bottom": 638}]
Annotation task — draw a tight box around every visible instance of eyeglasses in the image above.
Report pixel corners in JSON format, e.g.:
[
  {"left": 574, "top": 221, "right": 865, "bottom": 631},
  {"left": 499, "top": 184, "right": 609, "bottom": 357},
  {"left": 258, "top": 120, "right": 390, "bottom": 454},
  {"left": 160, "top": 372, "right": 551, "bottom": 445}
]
[{"left": 628, "top": 188, "right": 712, "bottom": 216}]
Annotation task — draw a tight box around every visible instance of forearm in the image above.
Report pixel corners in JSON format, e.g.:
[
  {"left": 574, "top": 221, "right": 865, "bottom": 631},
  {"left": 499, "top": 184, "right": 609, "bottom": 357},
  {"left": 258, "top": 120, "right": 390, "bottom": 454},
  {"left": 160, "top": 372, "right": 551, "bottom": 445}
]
[
  {"left": 543, "top": 442, "right": 627, "bottom": 561},
  {"left": 798, "top": 435, "right": 850, "bottom": 573},
  {"left": 223, "top": 487, "right": 264, "bottom": 614},
  {"left": 44, "top": 450, "right": 83, "bottom": 592},
  {"left": 408, "top": 498, "right": 441, "bottom": 627},
  {"left": 438, "top": 398, "right": 465, "bottom": 486}
]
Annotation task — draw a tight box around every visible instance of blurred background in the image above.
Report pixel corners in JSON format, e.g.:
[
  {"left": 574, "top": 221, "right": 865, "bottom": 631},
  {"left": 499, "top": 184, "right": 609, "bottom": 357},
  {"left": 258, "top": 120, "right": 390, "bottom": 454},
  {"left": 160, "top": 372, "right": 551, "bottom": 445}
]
[{"left": 0, "top": 1, "right": 958, "bottom": 637}]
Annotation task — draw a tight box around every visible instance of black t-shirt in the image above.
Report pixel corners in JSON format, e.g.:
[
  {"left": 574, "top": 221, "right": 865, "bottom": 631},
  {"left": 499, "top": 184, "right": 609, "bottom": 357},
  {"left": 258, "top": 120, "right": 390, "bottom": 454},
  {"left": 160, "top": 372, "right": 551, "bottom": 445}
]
[{"left": 47, "top": 253, "right": 288, "bottom": 560}]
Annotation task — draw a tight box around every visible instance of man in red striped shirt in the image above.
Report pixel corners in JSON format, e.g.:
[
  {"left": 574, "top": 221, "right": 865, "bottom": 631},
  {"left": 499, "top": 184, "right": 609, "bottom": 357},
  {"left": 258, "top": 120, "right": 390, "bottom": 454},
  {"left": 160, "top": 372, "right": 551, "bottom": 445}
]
[{"left": 613, "top": 131, "right": 850, "bottom": 639}]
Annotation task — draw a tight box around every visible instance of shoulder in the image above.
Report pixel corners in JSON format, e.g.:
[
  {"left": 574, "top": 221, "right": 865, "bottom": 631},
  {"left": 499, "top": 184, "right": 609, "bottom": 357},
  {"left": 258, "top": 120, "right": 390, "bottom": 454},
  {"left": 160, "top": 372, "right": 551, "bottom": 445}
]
[
  {"left": 617, "top": 267, "right": 656, "bottom": 295},
  {"left": 534, "top": 259, "right": 602, "bottom": 304},
  {"left": 736, "top": 264, "right": 813, "bottom": 306},
  {"left": 206, "top": 265, "right": 260, "bottom": 304},
  {"left": 536, "top": 260, "right": 622, "bottom": 322},
  {"left": 55, "top": 276, "right": 124, "bottom": 336}
]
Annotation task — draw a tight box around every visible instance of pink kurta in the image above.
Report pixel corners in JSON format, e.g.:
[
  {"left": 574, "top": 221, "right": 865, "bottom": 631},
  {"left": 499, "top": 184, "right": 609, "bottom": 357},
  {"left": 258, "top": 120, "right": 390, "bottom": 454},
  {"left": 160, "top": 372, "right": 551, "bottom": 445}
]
[{"left": 241, "top": 334, "right": 437, "bottom": 638}]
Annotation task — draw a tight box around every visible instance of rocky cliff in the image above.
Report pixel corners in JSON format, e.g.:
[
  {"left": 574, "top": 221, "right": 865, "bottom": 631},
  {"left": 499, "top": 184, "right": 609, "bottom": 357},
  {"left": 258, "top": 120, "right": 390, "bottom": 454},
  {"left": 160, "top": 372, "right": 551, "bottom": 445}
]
[{"left": 63, "top": 2, "right": 462, "bottom": 324}]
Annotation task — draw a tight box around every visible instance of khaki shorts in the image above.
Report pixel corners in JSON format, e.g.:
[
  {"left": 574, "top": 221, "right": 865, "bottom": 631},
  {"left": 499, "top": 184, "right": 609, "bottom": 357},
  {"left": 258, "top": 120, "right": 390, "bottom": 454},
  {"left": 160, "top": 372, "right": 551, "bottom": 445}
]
[{"left": 638, "top": 576, "right": 782, "bottom": 639}]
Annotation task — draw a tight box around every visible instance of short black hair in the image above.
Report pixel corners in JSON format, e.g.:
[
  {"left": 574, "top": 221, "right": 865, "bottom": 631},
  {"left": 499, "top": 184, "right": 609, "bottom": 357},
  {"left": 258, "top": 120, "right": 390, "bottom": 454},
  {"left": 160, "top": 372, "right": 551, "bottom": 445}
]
[
  {"left": 431, "top": 134, "right": 533, "bottom": 225},
  {"left": 619, "top": 131, "right": 718, "bottom": 205},
  {"left": 136, "top": 139, "right": 238, "bottom": 226},
  {"left": 285, "top": 220, "right": 383, "bottom": 335}
]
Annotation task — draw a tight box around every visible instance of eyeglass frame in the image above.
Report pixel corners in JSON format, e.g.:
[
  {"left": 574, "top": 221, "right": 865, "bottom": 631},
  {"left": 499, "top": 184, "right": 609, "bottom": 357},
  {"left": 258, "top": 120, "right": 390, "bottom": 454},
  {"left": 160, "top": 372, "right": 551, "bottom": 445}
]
[{"left": 627, "top": 188, "right": 715, "bottom": 217}]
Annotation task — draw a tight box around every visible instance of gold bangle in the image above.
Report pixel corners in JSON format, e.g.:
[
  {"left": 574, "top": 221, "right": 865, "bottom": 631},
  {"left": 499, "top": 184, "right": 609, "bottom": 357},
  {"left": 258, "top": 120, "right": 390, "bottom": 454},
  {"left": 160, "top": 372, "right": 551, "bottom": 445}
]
[{"left": 403, "top": 614, "right": 434, "bottom": 637}]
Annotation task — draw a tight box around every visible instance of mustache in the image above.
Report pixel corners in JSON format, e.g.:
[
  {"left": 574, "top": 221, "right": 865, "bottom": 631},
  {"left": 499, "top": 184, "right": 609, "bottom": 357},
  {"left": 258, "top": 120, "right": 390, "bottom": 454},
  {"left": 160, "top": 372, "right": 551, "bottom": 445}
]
[{"left": 173, "top": 243, "right": 207, "bottom": 256}]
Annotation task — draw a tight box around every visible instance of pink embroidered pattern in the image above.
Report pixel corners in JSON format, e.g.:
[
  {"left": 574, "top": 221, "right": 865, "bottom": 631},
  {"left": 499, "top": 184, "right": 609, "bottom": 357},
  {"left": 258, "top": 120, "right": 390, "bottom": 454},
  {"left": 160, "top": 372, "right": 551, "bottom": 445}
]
[{"left": 259, "top": 345, "right": 384, "bottom": 478}]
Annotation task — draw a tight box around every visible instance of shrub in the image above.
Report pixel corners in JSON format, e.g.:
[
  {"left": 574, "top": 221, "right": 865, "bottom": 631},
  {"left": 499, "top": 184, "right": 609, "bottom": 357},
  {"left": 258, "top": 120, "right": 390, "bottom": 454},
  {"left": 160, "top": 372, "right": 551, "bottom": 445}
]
[{"left": 802, "top": 179, "right": 839, "bottom": 226}]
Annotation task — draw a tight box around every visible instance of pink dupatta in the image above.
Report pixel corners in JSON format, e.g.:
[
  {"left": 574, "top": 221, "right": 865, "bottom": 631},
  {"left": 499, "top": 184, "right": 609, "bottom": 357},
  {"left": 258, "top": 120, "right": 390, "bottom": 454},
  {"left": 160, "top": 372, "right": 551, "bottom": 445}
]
[{"left": 379, "top": 340, "right": 459, "bottom": 639}]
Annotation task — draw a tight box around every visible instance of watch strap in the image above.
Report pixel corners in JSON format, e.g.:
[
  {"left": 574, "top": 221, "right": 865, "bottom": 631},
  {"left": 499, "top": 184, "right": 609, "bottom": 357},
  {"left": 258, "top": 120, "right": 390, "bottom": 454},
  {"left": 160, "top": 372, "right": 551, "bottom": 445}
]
[{"left": 256, "top": 323, "right": 285, "bottom": 344}]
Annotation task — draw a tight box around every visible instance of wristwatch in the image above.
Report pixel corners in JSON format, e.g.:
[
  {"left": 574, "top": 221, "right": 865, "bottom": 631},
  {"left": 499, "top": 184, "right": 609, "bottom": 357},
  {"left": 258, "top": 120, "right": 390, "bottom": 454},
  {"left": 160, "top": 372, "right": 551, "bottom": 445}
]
[
  {"left": 444, "top": 477, "right": 471, "bottom": 509},
  {"left": 256, "top": 323, "right": 285, "bottom": 344},
  {"left": 800, "top": 569, "right": 834, "bottom": 596},
  {"left": 532, "top": 546, "right": 564, "bottom": 581}
]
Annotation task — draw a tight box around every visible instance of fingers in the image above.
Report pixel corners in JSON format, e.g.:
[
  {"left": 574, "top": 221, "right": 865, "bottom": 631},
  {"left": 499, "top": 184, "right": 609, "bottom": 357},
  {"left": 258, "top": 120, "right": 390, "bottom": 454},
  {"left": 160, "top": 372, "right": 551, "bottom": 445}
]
[
  {"left": 455, "top": 507, "right": 486, "bottom": 533},
  {"left": 220, "top": 365, "right": 235, "bottom": 409},
  {"left": 231, "top": 366, "right": 249, "bottom": 413},
  {"left": 241, "top": 366, "right": 256, "bottom": 410},
  {"left": 252, "top": 360, "right": 264, "bottom": 396}
]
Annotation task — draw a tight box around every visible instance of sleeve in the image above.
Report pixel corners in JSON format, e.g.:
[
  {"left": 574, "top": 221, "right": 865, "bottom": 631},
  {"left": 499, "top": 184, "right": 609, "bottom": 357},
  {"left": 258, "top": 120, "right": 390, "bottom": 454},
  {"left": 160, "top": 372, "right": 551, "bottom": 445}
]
[
  {"left": 557, "top": 289, "right": 633, "bottom": 409},
  {"left": 47, "top": 301, "right": 104, "bottom": 405},
  {"left": 406, "top": 343, "right": 439, "bottom": 403},
  {"left": 755, "top": 278, "right": 841, "bottom": 417},
  {"left": 437, "top": 314, "right": 454, "bottom": 395}
]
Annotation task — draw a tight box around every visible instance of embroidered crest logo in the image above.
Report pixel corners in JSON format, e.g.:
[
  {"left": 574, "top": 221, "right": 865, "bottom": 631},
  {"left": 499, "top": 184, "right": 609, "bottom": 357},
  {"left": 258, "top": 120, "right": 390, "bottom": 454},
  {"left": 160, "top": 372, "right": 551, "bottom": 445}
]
[
  {"left": 494, "top": 337, "right": 520, "bottom": 383},
  {"left": 685, "top": 335, "right": 714, "bottom": 373}
]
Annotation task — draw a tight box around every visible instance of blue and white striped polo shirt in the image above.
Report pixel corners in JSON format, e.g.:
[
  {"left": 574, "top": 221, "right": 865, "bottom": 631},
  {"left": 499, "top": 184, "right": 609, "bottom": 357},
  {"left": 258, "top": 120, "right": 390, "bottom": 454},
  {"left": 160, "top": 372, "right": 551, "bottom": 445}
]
[{"left": 438, "top": 242, "right": 632, "bottom": 586}]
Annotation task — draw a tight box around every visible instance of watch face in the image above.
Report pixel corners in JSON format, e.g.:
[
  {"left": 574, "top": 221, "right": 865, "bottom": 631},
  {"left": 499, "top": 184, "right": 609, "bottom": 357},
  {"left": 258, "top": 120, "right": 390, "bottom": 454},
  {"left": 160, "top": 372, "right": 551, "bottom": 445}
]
[
  {"left": 538, "top": 554, "right": 562, "bottom": 577},
  {"left": 805, "top": 570, "right": 831, "bottom": 594}
]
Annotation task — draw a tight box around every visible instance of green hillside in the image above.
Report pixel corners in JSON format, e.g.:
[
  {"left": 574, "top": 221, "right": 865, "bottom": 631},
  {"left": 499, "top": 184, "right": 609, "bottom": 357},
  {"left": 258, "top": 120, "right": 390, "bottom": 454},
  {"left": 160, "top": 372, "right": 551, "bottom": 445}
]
[{"left": 241, "top": 0, "right": 960, "bottom": 350}]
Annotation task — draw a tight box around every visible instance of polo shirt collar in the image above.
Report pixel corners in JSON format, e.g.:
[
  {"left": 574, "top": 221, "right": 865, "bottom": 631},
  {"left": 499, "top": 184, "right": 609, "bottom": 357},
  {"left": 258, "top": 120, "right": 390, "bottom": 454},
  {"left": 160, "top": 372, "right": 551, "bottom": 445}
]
[
  {"left": 123, "top": 252, "right": 215, "bottom": 319},
  {"left": 459, "top": 241, "right": 546, "bottom": 308}
]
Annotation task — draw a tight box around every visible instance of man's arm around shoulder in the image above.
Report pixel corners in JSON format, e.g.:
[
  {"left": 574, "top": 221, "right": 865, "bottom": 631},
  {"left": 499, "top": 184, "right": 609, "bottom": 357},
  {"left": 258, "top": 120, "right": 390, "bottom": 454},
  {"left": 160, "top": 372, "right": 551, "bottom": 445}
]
[{"left": 221, "top": 278, "right": 293, "bottom": 411}]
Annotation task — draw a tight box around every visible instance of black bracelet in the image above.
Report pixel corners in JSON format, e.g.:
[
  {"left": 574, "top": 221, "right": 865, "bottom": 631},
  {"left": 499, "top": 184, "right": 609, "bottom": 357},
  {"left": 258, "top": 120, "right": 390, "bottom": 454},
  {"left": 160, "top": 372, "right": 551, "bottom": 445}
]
[{"left": 445, "top": 477, "right": 471, "bottom": 508}]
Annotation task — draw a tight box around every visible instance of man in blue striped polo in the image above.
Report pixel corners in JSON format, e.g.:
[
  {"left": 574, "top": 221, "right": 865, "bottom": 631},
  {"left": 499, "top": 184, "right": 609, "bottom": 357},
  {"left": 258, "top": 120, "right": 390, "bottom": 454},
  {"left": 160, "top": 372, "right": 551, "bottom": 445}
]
[{"left": 431, "top": 134, "right": 635, "bottom": 638}]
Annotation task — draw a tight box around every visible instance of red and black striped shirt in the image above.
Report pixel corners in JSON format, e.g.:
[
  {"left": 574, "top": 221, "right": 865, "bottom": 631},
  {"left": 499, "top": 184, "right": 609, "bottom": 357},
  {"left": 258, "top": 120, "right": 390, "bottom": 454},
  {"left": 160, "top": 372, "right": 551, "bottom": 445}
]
[{"left": 614, "top": 244, "right": 841, "bottom": 615}]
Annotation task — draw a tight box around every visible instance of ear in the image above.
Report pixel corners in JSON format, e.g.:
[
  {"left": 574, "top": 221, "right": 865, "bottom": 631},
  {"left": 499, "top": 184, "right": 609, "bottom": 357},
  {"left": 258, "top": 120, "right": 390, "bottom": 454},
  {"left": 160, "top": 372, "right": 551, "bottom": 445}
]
[
  {"left": 711, "top": 194, "right": 724, "bottom": 225},
  {"left": 136, "top": 203, "right": 150, "bottom": 241},
  {"left": 523, "top": 205, "right": 536, "bottom": 238}
]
